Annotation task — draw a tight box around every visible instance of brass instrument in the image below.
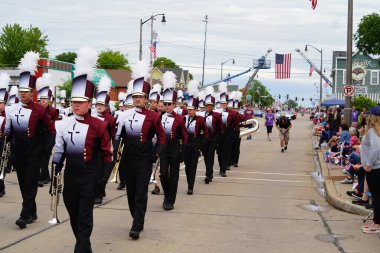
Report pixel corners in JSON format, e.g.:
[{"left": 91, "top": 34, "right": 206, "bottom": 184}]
[
  {"left": 110, "top": 140, "right": 124, "bottom": 183},
  {"left": 49, "top": 163, "right": 62, "bottom": 224},
  {"left": 239, "top": 119, "right": 260, "bottom": 138},
  {"left": 0, "top": 136, "right": 11, "bottom": 180},
  {"left": 149, "top": 157, "right": 160, "bottom": 184}
]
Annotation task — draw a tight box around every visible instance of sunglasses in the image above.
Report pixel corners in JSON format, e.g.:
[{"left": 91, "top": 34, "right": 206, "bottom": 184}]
[{"left": 164, "top": 103, "right": 172, "bottom": 106}]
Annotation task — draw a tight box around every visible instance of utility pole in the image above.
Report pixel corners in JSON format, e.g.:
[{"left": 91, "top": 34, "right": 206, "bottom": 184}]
[
  {"left": 139, "top": 18, "right": 143, "bottom": 61},
  {"left": 150, "top": 15, "right": 154, "bottom": 68},
  {"left": 201, "top": 15, "right": 208, "bottom": 87},
  {"left": 344, "top": 0, "right": 353, "bottom": 125}
]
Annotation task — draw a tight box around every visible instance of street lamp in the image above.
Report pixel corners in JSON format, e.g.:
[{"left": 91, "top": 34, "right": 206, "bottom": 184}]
[
  {"left": 139, "top": 13, "right": 166, "bottom": 65},
  {"left": 221, "top": 58, "right": 235, "bottom": 80},
  {"left": 305, "top": 44, "right": 323, "bottom": 104}
]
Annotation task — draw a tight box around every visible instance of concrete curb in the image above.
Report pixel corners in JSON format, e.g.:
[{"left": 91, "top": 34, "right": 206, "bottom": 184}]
[{"left": 316, "top": 150, "right": 371, "bottom": 216}]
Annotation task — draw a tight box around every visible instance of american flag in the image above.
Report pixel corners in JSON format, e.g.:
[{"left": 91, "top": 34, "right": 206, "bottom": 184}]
[
  {"left": 310, "top": 0, "right": 317, "bottom": 10},
  {"left": 275, "top": 53, "right": 291, "bottom": 79},
  {"left": 309, "top": 64, "right": 316, "bottom": 76},
  {"left": 149, "top": 41, "right": 157, "bottom": 59}
]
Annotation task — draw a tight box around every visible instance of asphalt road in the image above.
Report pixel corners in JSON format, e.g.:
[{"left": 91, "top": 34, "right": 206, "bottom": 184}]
[{"left": 0, "top": 115, "right": 378, "bottom": 253}]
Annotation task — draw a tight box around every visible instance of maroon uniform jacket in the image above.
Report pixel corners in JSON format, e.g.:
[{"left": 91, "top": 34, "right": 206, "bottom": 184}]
[
  {"left": 205, "top": 111, "right": 224, "bottom": 139},
  {"left": 97, "top": 110, "right": 117, "bottom": 140},
  {"left": 0, "top": 110, "right": 5, "bottom": 136},
  {"left": 46, "top": 106, "right": 59, "bottom": 122},
  {"left": 236, "top": 113, "right": 245, "bottom": 134},
  {"left": 161, "top": 112, "right": 188, "bottom": 146},
  {"left": 116, "top": 107, "right": 166, "bottom": 160},
  {"left": 221, "top": 108, "right": 240, "bottom": 132},
  {"left": 184, "top": 114, "right": 208, "bottom": 144},
  {"left": 5, "top": 100, "right": 56, "bottom": 141},
  {"left": 53, "top": 114, "right": 112, "bottom": 170}
]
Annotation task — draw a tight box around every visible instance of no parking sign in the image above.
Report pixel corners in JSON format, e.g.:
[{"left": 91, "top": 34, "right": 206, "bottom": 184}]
[{"left": 343, "top": 85, "right": 354, "bottom": 97}]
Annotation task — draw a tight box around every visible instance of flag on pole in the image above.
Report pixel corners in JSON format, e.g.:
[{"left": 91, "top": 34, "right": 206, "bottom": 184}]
[
  {"left": 310, "top": 0, "right": 317, "bottom": 10},
  {"left": 149, "top": 41, "right": 157, "bottom": 59},
  {"left": 275, "top": 53, "right": 291, "bottom": 79},
  {"left": 309, "top": 64, "right": 316, "bottom": 76}
]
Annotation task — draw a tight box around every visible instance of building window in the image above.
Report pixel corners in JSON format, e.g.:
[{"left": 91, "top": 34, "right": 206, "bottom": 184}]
[
  {"left": 371, "top": 71, "right": 379, "bottom": 85},
  {"left": 342, "top": 70, "right": 346, "bottom": 84}
]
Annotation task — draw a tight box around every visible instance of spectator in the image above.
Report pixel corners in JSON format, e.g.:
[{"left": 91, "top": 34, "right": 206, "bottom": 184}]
[
  {"left": 361, "top": 106, "right": 380, "bottom": 234},
  {"left": 275, "top": 112, "right": 292, "bottom": 152},
  {"left": 327, "top": 106, "right": 341, "bottom": 140},
  {"left": 244, "top": 104, "right": 254, "bottom": 140},
  {"left": 352, "top": 106, "right": 359, "bottom": 123},
  {"left": 265, "top": 108, "right": 275, "bottom": 141}
]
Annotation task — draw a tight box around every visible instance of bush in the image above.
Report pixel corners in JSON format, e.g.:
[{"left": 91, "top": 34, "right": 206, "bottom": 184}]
[{"left": 352, "top": 96, "right": 376, "bottom": 112}]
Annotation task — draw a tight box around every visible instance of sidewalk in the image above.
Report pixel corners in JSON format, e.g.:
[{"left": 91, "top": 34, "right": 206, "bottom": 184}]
[{"left": 313, "top": 138, "right": 372, "bottom": 216}]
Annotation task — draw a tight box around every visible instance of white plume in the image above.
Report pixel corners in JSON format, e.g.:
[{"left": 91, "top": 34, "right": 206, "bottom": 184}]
[
  {"left": 152, "top": 83, "right": 162, "bottom": 92},
  {"left": 98, "top": 76, "right": 112, "bottom": 93},
  {"left": 235, "top": 91, "right": 243, "bottom": 101},
  {"left": 177, "top": 90, "right": 183, "bottom": 98},
  {"left": 73, "top": 48, "right": 98, "bottom": 79},
  {"left": 230, "top": 91, "right": 237, "bottom": 100},
  {"left": 36, "top": 73, "right": 53, "bottom": 91},
  {"left": 60, "top": 90, "right": 66, "bottom": 98},
  {"left": 215, "top": 92, "right": 220, "bottom": 102},
  {"left": 0, "top": 73, "right": 10, "bottom": 89},
  {"left": 187, "top": 80, "right": 199, "bottom": 96},
  {"left": 131, "top": 60, "right": 150, "bottom": 80},
  {"left": 118, "top": 92, "right": 127, "bottom": 101},
  {"left": 126, "top": 79, "right": 134, "bottom": 95},
  {"left": 18, "top": 51, "right": 39, "bottom": 73},
  {"left": 9, "top": 86, "right": 18, "bottom": 96},
  {"left": 162, "top": 71, "right": 177, "bottom": 90},
  {"left": 218, "top": 82, "right": 228, "bottom": 94},
  {"left": 205, "top": 86, "right": 214, "bottom": 96},
  {"left": 198, "top": 90, "right": 206, "bottom": 100}
]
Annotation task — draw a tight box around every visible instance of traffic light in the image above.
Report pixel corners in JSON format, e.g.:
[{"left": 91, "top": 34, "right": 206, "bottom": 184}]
[
  {"left": 310, "top": 98, "right": 312, "bottom": 101},
  {"left": 286, "top": 94, "right": 289, "bottom": 99},
  {"left": 302, "top": 97, "right": 304, "bottom": 101},
  {"left": 295, "top": 97, "right": 298, "bottom": 101},
  {"left": 279, "top": 95, "right": 281, "bottom": 99}
]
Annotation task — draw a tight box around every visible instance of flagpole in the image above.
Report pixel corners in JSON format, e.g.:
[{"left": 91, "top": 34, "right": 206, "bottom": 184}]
[
  {"left": 201, "top": 15, "right": 208, "bottom": 87},
  {"left": 344, "top": 0, "right": 353, "bottom": 125}
]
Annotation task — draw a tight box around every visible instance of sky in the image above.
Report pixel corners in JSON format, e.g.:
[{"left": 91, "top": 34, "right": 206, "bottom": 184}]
[{"left": 1, "top": 0, "right": 379, "bottom": 106}]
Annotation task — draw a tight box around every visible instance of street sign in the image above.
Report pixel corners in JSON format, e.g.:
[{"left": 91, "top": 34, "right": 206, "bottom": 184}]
[
  {"left": 343, "top": 85, "right": 354, "bottom": 97},
  {"left": 354, "top": 86, "right": 367, "bottom": 95}
]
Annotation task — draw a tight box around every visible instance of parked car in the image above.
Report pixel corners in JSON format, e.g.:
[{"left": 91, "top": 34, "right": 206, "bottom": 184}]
[{"left": 254, "top": 110, "right": 263, "bottom": 117}]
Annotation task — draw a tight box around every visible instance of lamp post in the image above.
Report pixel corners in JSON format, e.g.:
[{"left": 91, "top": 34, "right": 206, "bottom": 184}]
[
  {"left": 139, "top": 13, "right": 166, "bottom": 64},
  {"left": 220, "top": 58, "right": 235, "bottom": 80},
  {"left": 344, "top": 0, "right": 353, "bottom": 125},
  {"left": 305, "top": 44, "right": 323, "bottom": 104}
]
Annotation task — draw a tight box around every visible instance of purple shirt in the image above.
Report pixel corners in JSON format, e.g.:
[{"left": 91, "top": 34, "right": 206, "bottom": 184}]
[
  {"left": 265, "top": 113, "right": 275, "bottom": 126},
  {"left": 352, "top": 110, "right": 359, "bottom": 123}
]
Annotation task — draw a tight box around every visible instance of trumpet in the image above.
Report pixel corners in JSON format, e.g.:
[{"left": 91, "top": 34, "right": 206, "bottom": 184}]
[
  {"left": 0, "top": 136, "right": 11, "bottom": 180},
  {"left": 49, "top": 163, "right": 62, "bottom": 224},
  {"left": 110, "top": 140, "right": 124, "bottom": 183}
]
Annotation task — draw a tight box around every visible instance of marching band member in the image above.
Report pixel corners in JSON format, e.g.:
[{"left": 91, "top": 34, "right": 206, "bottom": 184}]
[
  {"left": 114, "top": 91, "right": 126, "bottom": 190},
  {"left": 173, "top": 89, "right": 188, "bottom": 116},
  {"left": 114, "top": 91, "right": 127, "bottom": 119},
  {"left": 0, "top": 73, "right": 10, "bottom": 198},
  {"left": 94, "top": 76, "right": 117, "bottom": 204},
  {"left": 218, "top": 84, "right": 239, "bottom": 177},
  {"left": 5, "top": 52, "right": 56, "bottom": 229},
  {"left": 196, "top": 90, "right": 206, "bottom": 117},
  {"left": 116, "top": 61, "right": 165, "bottom": 240},
  {"left": 231, "top": 91, "right": 245, "bottom": 167},
  {"left": 57, "top": 90, "right": 68, "bottom": 117},
  {"left": 183, "top": 81, "right": 208, "bottom": 195},
  {"left": 36, "top": 73, "right": 59, "bottom": 187},
  {"left": 203, "top": 86, "right": 223, "bottom": 184},
  {"left": 52, "top": 48, "right": 113, "bottom": 252},
  {"left": 160, "top": 71, "right": 188, "bottom": 210}
]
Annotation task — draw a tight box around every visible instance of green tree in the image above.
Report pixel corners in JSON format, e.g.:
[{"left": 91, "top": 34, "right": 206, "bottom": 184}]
[
  {"left": 354, "top": 13, "right": 380, "bottom": 55},
  {"left": 284, "top": 99, "right": 298, "bottom": 109},
  {"left": 352, "top": 96, "right": 376, "bottom": 112},
  {"left": 58, "top": 79, "right": 73, "bottom": 102},
  {"left": 153, "top": 57, "right": 179, "bottom": 68},
  {"left": 245, "top": 80, "right": 274, "bottom": 107},
  {"left": 0, "top": 24, "right": 48, "bottom": 67},
  {"left": 55, "top": 52, "right": 77, "bottom": 63},
  {"left": 97, "top": 49, "right": 131, "bottom": 70}
]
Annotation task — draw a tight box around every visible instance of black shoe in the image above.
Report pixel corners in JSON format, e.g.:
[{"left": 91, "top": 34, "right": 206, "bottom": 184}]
[
  {"left": 221, "top": 172, "right": 227, "bottom": 177},
  {"left": 163, "top": 201, "right": 170, "bottom": 210},
  {"left": 226, "top": 166, "right": 230, "bottom": 170},
  {"left": 94, "top": 198, "right": 103, "bottom": 205},
  {"left": 129, "top": 230, "right": 140, "bottom": 240},
  {"left": 233, "top": 163, "right": 238, "bottom": 167},
  {"left": 205, "top": 177, "right": 210, "bottom": 184},
  {"left": 284, "top": 146, "right": 288, "bottom": 151},
  {"left": 32, "top": 213, "right": 38, "bottom": 221},
  {"left": 101, "top": 192, "right": 106, "bottom": 198},
  {"left": 43, "top": 179, "right": 51, "bottom": 184},
  {"left": 346, "top": 191, "right": 362, "bottom": 199},
  {"left": 38, "top": 180, "right": 44, "bottom": 187},
  {"left": 15, "top": 216, "right": 33, "bottom": 229},
  {"left": 352, "top": 199, "right": 369, "bottom": 205},
  {"left": 117, "top": 183, "right": 125, "bottom": 190},
  {"left": 281, "top": 148, "right": 284, "bottom": 153},
  {"left": 151, "top": 185, "right": 160, "bottom": 194},
  {"left": 0, "top": 190, "right": 5, "bottom": 197},
  {"left": 187, "top": 189, "right": 193, "bottom": 195}
]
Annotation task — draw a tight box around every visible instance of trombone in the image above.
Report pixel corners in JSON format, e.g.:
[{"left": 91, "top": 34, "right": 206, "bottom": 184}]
[
  {"left": 0, "top": 136, "right": 11, "bottom": 180},
  {"left": 110, "top": 140, "right": 124, "bottom": 183},
  {"left": 49, "top": 163, "right": 62, "bottom": 224}
]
